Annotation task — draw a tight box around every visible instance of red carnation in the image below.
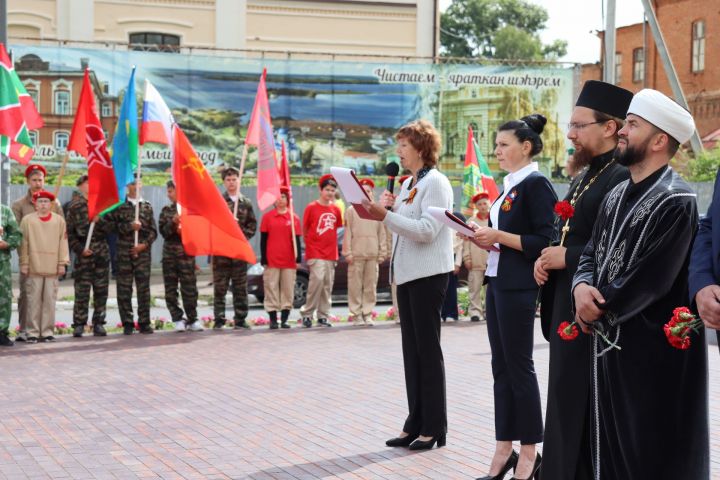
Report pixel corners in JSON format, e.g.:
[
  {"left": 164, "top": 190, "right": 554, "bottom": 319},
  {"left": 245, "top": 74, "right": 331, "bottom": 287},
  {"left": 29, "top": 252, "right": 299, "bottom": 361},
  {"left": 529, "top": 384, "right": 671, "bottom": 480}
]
[
  {"left": 554, "top": 200, "right": 575, "bottom": 221},
  {"left": 664, "top": 307, "right": 702, "bottom": 350},
  {"left": 558, "top": 321, "right": 579, "bottom": 341}
]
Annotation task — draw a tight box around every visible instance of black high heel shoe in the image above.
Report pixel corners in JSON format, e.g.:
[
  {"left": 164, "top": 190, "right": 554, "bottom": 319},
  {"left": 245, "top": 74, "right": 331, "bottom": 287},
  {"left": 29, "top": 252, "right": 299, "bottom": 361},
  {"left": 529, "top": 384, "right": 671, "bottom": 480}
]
[
  {"left": 385, "top": 433, "right": 419, "bottom": 447},
  {"left": 476, "top": 450, "right": 518, "bottom": 480},
  {"left": 408, "top": 433, "right": 446, "bottom": 450},
  {"left": 510, "top": 453, "right": 541, "bottom": 480}
]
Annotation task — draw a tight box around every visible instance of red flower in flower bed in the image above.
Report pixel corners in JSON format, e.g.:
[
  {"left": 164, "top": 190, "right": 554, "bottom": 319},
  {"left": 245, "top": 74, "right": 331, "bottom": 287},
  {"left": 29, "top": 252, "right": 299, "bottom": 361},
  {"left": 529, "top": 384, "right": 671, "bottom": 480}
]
[
  {"left": 554, "top": 200, "right": 575, "bottom": 221},
  {"left": 557, "top": 321, "right": 579, "bottom": 341},
  {"left": 663, "top": 306, "right": 702, "bottom": 350}
]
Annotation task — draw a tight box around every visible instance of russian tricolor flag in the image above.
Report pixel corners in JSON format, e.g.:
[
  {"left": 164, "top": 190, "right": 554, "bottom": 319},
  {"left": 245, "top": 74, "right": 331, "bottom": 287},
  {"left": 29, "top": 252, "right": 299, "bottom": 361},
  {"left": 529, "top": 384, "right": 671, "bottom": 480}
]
[{"left": 140, "top": 79, "right": 174, "bottom": 146}]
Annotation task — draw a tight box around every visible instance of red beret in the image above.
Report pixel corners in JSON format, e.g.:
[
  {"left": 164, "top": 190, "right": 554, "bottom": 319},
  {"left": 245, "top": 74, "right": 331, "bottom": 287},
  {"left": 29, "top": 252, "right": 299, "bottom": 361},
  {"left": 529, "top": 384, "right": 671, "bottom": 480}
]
[
  {"left": 318, "top": 174, "right": 336, "bottom": 189},
  {"left": 32, "top": 190, "right": 55, "bottom": 203},
  {"left": 472, "top": 192, "right": 490, "bottom": 204},
  {"left": 280, "top": 186, "right": 290, "bottom": 194},
  {"left": 25, "top": 164, "right": 47, "bottom": 178},
  {"left": 359, "top": 178, "right": 375, "bottom": 189}
]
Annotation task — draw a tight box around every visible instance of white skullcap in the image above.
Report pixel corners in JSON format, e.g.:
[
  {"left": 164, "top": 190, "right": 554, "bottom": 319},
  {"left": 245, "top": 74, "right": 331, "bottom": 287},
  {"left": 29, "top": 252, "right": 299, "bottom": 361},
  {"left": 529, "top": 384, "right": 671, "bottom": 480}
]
[{"left": 627, "top": 89, "right": 695, "bottom": 144}]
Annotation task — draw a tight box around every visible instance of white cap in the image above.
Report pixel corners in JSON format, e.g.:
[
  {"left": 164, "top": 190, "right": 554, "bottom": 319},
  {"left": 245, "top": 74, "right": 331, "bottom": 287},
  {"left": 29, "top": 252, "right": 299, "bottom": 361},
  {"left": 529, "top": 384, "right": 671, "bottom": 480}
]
[{"left": 627, "top": 89, "right": 695, "bottom": 144}]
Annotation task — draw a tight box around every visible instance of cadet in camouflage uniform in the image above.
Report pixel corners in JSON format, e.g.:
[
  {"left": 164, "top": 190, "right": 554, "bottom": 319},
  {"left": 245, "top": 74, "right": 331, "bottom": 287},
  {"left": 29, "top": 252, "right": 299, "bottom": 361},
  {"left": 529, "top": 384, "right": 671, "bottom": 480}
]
[
  {"left": 12, "top": 164, "right": 63, "bottom": 342},
  {"left": 213, "top": 167, "right": 257, "bottom": 329},
  {"left": 159, "top": 181, "right": 201, "bottom": 332},
  {"left": 65, "top": 175, "right": 112, "bottom": 337},
  {"left": 0, "top": 203, "right": 22, "bottom": 347},
  {"left": 107, "top": 178, "right": 157, "bottom": 335}
]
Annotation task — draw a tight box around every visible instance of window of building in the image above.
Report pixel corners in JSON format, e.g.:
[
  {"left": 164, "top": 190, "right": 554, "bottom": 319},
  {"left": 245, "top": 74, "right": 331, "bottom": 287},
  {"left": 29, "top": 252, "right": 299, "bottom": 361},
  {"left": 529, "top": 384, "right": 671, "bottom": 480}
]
[
  {"left": 27, "top": 88, "right": 39, "bottom": 107},
  {"left": 28, "top": 130, "right": 38, "bottom": 146},
  {"left": 633, "top": 48, "right": 645, "bottom": 83},
  {"left": 615, "top": 53, "right": 622, "bottom": 84},
  {"left": 101, "top": 102, "right": 111, "bottom": 117},
  {"left": 54, "top": 90, "right": 70, "bottom": 115},
  {"left": 129, "top": 32, "right": 180, "bottom": 53},
  {"left": 54, "top": 131, "right": 69, "bottom": 151},
  {"left": 692, "top": 20, "right": 705, "bottom": 72}
]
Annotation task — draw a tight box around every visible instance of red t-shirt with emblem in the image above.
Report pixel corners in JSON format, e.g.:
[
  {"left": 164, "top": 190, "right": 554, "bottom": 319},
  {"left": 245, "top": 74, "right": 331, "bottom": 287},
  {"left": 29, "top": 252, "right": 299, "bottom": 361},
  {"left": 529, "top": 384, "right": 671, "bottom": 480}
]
[
  {"left": 260, "top": 208, "right": 301, "bottom": 269},
  {"left": 303, "top": 201, "right": 341, "bottom": 261}
]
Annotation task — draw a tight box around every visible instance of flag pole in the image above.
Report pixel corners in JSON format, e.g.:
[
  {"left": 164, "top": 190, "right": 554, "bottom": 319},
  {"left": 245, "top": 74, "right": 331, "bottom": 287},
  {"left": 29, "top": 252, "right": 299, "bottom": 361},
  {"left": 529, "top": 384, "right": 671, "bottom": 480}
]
[
  {"left": 289, "top": 193, "right": 297, "bottom": 260},
  {"left": 53, "top": 151, "right": 70, "bottom": 197},
  {"left": 234, "top": 142, "right": 249, "bottom": 218},
  {"left": 134, "top": 147, "right": 143, "bottom": 246},
  {"left": 84, "top": 221, "right": 95, "bottom": 251}
]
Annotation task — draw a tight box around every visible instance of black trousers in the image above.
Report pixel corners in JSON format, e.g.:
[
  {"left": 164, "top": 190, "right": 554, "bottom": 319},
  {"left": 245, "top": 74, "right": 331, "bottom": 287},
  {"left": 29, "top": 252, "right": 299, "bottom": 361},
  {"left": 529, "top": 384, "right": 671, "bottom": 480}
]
[
  {"left": 397, "top": 272, "right": 449, "bottom": 437},
  {"left": 441, "top": 273, "right": 458, "bottom": 320},
  {"left": 485, "top": 279, "right": 543, "bottom": 444}
]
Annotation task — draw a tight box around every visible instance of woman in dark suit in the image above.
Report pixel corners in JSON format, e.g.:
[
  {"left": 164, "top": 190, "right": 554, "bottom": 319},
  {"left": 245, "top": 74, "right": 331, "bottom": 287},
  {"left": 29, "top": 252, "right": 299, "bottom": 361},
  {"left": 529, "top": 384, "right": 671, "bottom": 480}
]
[{"left": 471, "top": 114, "right": 556, "bottom": 480}]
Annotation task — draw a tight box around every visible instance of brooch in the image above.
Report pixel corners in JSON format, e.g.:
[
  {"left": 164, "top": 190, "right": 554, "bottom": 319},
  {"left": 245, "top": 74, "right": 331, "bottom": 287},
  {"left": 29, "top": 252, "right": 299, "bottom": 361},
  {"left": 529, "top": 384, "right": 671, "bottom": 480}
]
[
  {"left": 500, "top": 189, "right": 518, "bottom": 212},
  {"left": 403, "top": 187, "right": 418, "bottom": 205}
]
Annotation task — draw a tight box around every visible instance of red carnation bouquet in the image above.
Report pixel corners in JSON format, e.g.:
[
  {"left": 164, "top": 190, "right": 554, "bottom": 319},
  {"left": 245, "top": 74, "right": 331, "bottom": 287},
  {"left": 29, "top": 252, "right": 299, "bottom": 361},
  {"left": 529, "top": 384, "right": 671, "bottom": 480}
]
[{"left": 664, "top": 307, "right": 703, "bottom": 350}]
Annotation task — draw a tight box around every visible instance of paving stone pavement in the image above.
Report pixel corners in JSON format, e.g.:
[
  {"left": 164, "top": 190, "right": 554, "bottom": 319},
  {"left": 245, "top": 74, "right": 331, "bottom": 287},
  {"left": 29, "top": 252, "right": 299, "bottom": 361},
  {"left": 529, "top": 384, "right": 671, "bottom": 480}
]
[{"left": 1, "top": 321, "right": 719, "bottom": 480}]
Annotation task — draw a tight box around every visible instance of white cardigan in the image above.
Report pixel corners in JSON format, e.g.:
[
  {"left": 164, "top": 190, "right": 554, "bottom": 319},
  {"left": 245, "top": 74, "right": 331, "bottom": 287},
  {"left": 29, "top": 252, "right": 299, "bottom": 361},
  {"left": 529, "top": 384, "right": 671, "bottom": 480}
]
[{"left": 383, "top": 168, "right": 454, "bottom": 285}]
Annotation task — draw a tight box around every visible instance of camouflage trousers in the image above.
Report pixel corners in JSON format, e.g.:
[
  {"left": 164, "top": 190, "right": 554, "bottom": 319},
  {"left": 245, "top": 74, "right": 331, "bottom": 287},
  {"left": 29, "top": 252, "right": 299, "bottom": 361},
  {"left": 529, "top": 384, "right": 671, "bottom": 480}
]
[
  {"left": 0, "top": 258, "right": 11, "bottom": 335},
  {"left": 162, "top": 247, "right": 198, "bottom": 323},
  {"left": 116, "top": 247, "right": 152, "bottom": 326},
  {"left": 72, "top": 251, "right": 110, "bottom": 327},
  {"left": 212, "top": 256, "right": 248, "bottom": 322}
]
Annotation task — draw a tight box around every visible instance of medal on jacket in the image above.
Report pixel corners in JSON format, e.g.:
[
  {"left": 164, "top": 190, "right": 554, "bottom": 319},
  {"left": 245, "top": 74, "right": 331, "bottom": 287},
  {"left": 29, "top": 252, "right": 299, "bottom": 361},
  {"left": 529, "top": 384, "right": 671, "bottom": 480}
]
[
  {"left": 500, "top": 189, "right": 518, "bottom": 212},
  {"left": 403, "top": 187, "right": 418, "bottom": 205}
]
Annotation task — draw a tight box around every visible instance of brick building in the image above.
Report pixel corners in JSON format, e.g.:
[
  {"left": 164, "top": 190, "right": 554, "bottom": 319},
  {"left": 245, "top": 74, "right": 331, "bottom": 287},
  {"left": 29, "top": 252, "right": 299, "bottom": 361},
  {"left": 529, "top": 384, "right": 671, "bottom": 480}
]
[
  {"left": 582, "top": 0, "right": 718, "bottom": 137},
  {"left": 15, "top": 54, "right": 119, "bottom": 155}
]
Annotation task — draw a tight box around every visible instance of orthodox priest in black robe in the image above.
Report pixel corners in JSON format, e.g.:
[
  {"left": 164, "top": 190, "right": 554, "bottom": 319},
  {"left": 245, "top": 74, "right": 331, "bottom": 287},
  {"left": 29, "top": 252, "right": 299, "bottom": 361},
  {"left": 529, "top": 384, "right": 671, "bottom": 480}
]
[
  {"left": 536, "top": 81, "right": 632, "bottom": 480},
  {"left": 572, "top": 89, "right": 709, "bottom": 480}
]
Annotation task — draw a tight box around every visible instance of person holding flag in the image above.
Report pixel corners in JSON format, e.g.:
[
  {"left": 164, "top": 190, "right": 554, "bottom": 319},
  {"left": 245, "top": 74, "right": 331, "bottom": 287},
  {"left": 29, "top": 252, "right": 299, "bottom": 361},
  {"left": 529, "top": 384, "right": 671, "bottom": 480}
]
[
  {"left": 65, "top": 68, "right": 121, "bottom": 338},
  {"left": 159, "top": 180, "right": 202, "bottom": 332},
  {"left": 260, "top": 186, "right": 301, "bottom": 329},
  {"left": 0, "top": 202, "right": 21, "bottom": 346},
  {"left": 462, "top": 192, "right": 490, "bottom": 323},
  {"left": 212, "top": 167, "right": 257, "bottom": 329}
]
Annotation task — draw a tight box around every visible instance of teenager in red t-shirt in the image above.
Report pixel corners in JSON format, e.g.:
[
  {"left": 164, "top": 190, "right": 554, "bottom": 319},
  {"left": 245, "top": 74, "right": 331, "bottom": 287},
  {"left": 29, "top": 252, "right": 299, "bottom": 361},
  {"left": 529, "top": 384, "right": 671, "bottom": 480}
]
[
  {"left": 260, "top": 187, "right": 301, "bottom": 329},
  {"left": 299, "top": 174, "right": 341, "bottom": 328}
]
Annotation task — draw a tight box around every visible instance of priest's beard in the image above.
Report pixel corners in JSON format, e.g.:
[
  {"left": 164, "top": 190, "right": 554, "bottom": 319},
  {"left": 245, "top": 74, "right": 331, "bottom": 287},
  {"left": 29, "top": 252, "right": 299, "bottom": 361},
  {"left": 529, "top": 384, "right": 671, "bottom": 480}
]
[
  {"left": 616, "top": 137, "right": 651, "bottom": 167},
  {"left": 572, "top": 147, "right": 594, "bottom": 170}
]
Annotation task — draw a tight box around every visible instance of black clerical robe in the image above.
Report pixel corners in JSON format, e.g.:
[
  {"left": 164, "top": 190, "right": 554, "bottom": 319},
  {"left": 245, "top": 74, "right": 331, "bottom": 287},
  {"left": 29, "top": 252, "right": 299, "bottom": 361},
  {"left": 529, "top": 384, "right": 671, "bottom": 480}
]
[
  {"left": 540, "top": 150, "right": 629, "bottom": 480},
  {"left": 572, "top": 166, "right": 709, "bottom": 480}
]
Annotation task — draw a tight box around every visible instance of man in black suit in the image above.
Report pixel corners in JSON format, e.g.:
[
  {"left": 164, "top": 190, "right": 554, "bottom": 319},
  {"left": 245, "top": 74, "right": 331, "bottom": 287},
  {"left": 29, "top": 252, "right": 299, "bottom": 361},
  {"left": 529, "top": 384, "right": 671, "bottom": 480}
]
[
  {"left": 534, "top": 80, "right": 632, "bottom": 480},
  {"left": 689, "top": 168, "right": 720, "bottom": 350}
]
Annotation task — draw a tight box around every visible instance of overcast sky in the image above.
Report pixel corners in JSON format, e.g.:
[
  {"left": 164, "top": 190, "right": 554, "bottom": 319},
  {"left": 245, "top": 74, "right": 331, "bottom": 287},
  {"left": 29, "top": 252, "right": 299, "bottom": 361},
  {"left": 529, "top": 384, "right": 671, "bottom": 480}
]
[{"left": 438, "top": 0, "right": 648, "bottom": 64}]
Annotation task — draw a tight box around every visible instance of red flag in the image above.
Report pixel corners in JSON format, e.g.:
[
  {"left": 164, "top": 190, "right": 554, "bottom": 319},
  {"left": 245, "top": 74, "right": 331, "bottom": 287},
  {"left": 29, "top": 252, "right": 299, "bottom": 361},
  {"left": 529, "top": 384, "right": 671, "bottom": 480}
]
[
  {"left": 67, "top": 69, "right": 119, "bottom": 219},
  {"left": 246, "top": 68, "right": 281, "bottom": 211},
  {"left": 173, "top": 126, "right": 256, "bottom": 263}
]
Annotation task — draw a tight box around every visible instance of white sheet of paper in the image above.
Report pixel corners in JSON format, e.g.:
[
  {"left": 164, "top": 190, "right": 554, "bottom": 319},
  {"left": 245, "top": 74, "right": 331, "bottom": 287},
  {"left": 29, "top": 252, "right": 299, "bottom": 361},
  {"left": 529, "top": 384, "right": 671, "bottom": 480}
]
[{"left": 329, "top": 166, "right": 370, "bottom": 203}]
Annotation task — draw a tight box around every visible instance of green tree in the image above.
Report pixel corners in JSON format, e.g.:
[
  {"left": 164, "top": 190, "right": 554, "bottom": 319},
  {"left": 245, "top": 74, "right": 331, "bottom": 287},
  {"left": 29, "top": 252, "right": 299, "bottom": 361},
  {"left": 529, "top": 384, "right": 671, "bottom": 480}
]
[{"left": 441, "top": 0, "right": 568, "bottom": 60}]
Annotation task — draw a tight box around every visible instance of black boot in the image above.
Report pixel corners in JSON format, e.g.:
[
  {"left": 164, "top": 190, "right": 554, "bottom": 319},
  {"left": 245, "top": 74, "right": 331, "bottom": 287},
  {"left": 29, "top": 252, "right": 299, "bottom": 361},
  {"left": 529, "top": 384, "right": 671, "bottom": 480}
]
[
  {"left": 72, "top": 325, "right": 85, "bottom": 338},
  {"left": 269, "top": 311, "right": 278, "bottom": 329},
  {"left": 280, "top": 309, "right": 291, "bottom": 329},
  {"left": 0, "top": 334, "right": 14, "bottom": 347}
]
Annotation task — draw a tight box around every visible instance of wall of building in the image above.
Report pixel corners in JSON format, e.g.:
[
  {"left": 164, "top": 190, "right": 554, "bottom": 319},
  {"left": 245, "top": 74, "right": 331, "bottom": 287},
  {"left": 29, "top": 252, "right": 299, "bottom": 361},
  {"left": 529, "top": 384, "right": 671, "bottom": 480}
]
[{"left": 8, "top": 0, "right": 437, "bottom": 58}]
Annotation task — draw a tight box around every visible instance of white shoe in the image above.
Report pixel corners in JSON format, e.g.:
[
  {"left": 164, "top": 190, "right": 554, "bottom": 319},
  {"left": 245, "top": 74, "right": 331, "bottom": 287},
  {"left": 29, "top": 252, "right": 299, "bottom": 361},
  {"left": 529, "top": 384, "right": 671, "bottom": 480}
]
[
  {"left": 365, "top": 317, "right": 375, "bottom": 326},
  {"left": 186, "top": 321, "right": 204, "bottom": 332},
  {"left": 173, "top": 321, "right": 186, "bottom": 332}
]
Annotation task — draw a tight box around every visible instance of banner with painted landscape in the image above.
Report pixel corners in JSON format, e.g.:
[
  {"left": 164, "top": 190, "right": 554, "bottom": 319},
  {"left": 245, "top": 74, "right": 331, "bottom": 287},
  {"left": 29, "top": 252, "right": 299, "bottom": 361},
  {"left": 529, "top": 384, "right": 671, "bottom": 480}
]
[{"left": 10, "top": 44, "right": 576, "bottom": 178}]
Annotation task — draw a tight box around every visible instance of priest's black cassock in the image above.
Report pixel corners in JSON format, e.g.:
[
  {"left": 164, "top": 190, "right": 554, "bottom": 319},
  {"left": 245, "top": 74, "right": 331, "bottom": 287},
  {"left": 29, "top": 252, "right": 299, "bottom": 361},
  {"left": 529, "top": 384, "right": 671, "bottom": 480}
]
[
  {"left": 539, "top": 149, "right": 629, "bottom": 480},
  {"left": 572, "top": 165, "right": 709, "bottom": 480}
]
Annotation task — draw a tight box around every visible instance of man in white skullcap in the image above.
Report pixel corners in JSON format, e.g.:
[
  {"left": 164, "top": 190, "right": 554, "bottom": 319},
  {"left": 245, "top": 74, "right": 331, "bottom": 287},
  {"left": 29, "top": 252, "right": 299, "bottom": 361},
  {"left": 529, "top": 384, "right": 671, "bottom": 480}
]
[{"left": 571, "top": 89, "right": 709, "bottom": 479}]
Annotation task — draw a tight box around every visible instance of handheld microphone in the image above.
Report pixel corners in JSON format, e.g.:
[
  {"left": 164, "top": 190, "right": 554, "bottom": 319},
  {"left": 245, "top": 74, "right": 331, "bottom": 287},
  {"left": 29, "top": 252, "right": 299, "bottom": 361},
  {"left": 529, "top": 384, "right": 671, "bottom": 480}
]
[{"left": 384, "top": 162, "right": 400, "bottom": 210}]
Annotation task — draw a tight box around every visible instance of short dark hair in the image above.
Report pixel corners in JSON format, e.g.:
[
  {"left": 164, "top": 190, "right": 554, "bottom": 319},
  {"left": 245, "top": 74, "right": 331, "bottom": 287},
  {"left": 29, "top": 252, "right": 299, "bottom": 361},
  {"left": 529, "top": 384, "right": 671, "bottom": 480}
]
[
  {"left": 592, "top": 111, "right": 625, "bottom": 140},
  {"left": 76, "top": 175, "right": 89, "bottom": 186},
  {"left": 221, "top": 167, "right": 240, "bottom": 180},
  {"left": 166, "top": 180, "right": 175, "bottom": 188}
]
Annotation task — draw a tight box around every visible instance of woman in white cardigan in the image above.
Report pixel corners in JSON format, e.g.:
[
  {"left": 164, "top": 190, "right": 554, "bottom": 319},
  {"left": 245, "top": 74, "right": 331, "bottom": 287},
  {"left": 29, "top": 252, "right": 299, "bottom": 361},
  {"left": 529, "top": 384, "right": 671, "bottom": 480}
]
[{"left": 364, "top": 120, "right": 454, "bottom": 451}]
